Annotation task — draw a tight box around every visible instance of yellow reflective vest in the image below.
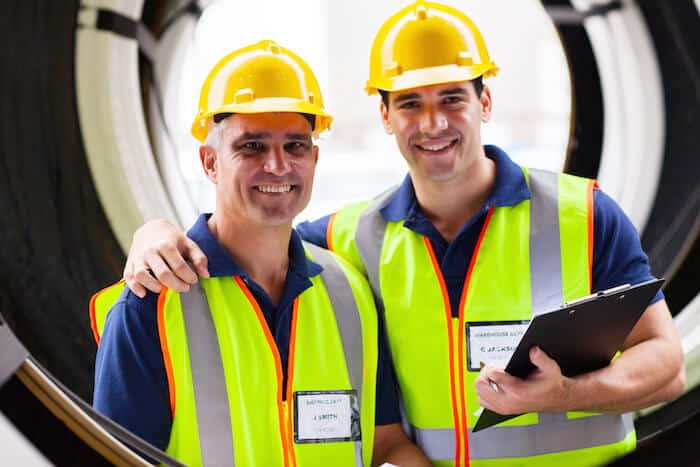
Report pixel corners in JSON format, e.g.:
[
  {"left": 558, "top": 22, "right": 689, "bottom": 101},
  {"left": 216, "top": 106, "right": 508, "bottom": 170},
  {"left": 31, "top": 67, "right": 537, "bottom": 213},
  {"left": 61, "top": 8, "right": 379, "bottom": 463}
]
[
  {"left": 326, "top": 168, "right": 635, "bottom": 467},
  {"left": 91, "top": 243, "right": 378, "bottom": 467}
]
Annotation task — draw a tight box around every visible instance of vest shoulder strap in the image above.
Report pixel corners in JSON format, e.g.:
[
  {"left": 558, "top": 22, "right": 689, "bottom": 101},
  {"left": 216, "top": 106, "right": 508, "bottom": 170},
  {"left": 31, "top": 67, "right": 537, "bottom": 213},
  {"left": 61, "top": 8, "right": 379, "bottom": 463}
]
[
  {"left": 527, "top": 168, "right": 564, "bottom": 313},
  {"left": 303, "top": 242, "right": 364, "bottom": 393},
  {"left": 354, "top": 186, "right": 399, "bottom": 314},
  {"left": 179, "top": 283, "right": 235, "bottom": 466}
]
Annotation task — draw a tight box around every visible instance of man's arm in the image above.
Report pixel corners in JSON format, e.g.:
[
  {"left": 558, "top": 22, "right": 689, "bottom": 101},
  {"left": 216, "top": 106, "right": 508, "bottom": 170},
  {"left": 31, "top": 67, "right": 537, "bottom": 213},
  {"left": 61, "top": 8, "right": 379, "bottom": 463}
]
[
  {"left": 93, "top": 290, "right": 172, "bottom": 449},
  {"left": 567, "top": 298, "right": 684, "bottom": 412},
  {"left": 475, "top": 188, "right": 685, "bottom": 414},
  {"left": 373, "top": 423, "right": 431, "bottom": 467},
  {"left": 123, "top": 216, "right": 333, "bottom": 297},
  {"left": 475, "top": 299, "right": 685, "bottom": 414}
]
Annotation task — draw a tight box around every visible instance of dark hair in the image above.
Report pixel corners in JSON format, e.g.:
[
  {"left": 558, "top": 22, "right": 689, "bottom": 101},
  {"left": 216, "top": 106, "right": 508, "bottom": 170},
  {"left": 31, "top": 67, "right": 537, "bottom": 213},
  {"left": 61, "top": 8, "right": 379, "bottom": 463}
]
[
  {"left": 379, "top": 76, "right": 484, "bottom": 108},
  {"left": 213, "top": 112, "right": 316, "bottom": 131}
]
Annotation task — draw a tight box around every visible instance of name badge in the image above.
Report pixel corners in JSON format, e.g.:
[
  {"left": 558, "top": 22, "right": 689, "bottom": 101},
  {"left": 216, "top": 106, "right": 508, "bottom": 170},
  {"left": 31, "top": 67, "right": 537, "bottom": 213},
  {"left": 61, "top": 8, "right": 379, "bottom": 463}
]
[
  {"left": 465, "top": 321, "right": 530, "bottom": 371},
  {"left": 294, "top": 390, "right": 361, "bottom": 444}
]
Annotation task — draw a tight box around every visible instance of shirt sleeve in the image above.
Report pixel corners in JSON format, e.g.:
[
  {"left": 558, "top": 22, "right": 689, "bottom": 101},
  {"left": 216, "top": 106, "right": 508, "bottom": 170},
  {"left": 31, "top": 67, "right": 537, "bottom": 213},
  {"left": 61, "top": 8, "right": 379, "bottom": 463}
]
[
  {"left": 295, "top": 214, "right": 333, "bottom": 249},
  {"left": 93, "top": 288, "right": 172, "bottom": 450},
  {"left": 592, "top": 189, "right": 664, "bottom": 304},
  {"left": 374, "top": 315, "right": 402, "bottom": 425}
]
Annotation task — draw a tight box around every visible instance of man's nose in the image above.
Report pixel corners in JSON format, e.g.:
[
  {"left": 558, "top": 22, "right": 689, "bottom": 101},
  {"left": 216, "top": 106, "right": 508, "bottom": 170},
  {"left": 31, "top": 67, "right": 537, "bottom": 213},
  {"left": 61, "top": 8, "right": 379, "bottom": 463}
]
[
  {"left": 263, "top": 146, "right": 292, "bottom": 175},
  {"left": 419, "top": 106, "right": 448, "bottom": 135}
]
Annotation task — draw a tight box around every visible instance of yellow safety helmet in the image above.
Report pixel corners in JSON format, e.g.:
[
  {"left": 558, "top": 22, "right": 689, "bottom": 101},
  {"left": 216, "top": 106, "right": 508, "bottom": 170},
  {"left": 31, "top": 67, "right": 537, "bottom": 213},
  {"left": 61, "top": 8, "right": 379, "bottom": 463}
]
[
  {"left": 366, "top": 0, "right": 499, "bottom": 95},
  {"left": 191, "top": 40, "right": 332, "bottom": 142}
]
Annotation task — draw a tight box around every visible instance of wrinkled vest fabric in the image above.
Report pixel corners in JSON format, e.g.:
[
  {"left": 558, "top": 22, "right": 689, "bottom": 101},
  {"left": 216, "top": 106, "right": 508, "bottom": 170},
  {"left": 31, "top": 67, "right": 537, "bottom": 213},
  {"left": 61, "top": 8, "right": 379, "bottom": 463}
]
[
  {"left": 327, "top": 169, "right": 635, "bottom": 467},
  {"left": 91, "top": 243, "right": 378, "bottom": 467}
]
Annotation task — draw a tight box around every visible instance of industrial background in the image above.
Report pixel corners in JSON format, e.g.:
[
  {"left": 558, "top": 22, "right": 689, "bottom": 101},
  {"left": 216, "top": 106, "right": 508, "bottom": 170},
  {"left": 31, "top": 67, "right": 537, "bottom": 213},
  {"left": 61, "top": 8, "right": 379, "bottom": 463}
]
[{"left": 0, "top": 0, "right": 698, "bottom": 465}]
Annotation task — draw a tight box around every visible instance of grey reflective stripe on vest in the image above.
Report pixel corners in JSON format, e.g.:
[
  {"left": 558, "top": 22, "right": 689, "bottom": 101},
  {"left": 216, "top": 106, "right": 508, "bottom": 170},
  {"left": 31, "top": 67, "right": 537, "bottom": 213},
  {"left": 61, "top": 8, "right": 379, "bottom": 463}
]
[
  {"left": 413, "top": 413, "right": 634, "bottom": 460},
  {"left": 528, "top": 168, "right": 564, "bottom": 316},
  {"left": 354, "top": 186, "right": 416, "bottom": 440},
  {"left": 305, "top": 242, "right": 364, "bottom": 466},
  {"left": 355, "top": 186, "right": 399, "bottom": 312},
  {"left": 527, "top": 169, "right": 570, "bottom": 425},
  {"left": 180, "top": 283, "right": 235, "bottom": 467}
]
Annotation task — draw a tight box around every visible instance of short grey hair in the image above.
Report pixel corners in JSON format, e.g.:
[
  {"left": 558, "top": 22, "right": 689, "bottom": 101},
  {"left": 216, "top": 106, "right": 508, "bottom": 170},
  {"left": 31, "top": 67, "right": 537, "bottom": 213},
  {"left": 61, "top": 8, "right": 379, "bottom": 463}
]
[{"left": 203, "top": 119, "right": 223, "bottom": 150}]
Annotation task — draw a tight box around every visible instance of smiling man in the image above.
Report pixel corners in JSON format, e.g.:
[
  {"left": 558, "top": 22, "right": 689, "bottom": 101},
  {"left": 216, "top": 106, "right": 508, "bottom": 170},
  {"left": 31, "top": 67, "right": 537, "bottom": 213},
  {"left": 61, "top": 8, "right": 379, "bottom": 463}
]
[
  {"left": 91, "top": 40, "right": 428, "bottom": 466},
  {"left": 119, "top": 2, "right": 684, "bottom": 466}
]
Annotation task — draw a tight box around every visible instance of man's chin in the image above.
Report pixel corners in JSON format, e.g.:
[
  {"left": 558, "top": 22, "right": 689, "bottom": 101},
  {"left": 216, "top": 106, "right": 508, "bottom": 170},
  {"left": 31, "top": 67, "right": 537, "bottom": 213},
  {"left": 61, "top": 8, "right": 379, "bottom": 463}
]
[
  {"left": 416, "top": 163, "right": 460, "bottom": 183},
  {"left": 251, "top": 206, "right": 302, "bottom": 227}
]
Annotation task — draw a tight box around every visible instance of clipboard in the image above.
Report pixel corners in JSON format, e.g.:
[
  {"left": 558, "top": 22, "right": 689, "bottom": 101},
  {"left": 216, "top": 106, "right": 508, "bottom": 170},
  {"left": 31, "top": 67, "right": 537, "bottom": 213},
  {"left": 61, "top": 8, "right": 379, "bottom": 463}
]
[{"left": 472, "top": 278, "right": 664, "bottom": 433}]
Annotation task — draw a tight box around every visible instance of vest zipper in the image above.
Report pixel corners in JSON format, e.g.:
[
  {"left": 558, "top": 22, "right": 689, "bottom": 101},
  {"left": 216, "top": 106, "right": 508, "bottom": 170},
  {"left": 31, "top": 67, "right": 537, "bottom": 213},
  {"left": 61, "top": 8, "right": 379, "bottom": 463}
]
[
  {"left": 282, "top": 399, "right": 293, "bottom": 466},
  {"left": 456, "top": 206, "right": 495, "bottom": 467},
  {"left": 423, "top": 239, "right": 469, "bottom": 467},
  {"left": 285, "top": 298, "right": 301, "bottom": 467}
]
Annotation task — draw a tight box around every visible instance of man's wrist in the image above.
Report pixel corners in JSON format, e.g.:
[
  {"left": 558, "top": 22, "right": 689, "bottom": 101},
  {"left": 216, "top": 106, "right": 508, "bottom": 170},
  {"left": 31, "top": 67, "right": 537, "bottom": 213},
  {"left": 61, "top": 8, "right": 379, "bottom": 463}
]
[{"left": 552, "top": 375, "right": 577, "bottom": 412}]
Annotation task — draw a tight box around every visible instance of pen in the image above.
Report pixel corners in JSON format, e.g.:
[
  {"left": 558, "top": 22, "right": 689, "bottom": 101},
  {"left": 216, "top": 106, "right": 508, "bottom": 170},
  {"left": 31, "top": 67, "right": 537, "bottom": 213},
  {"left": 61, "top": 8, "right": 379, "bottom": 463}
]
[{"left": 479, "top": 361, "right": 500, "bottom": 393}]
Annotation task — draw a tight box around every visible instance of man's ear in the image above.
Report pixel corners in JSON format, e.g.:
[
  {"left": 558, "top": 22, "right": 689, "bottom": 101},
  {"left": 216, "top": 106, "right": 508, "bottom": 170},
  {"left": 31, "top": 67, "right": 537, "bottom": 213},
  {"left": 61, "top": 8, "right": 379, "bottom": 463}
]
[
  {"left": 480, "top": 84, "right": 493, "bottom": 123},
  {"left": 312, "top": 144, "right": 319, "bottom": 165},
  {"left": 380, "top": 100, "right": 393, "bottom": 135},
  {"left": 199, "top": 146, "right": 218, "bottom": 184}
]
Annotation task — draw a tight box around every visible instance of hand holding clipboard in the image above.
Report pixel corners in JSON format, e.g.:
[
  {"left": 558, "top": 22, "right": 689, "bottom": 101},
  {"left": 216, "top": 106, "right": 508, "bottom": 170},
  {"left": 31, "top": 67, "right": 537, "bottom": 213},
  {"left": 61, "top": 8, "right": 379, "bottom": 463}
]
[{"left": 473, "top": 278, "right": 664, "bottom": 432}]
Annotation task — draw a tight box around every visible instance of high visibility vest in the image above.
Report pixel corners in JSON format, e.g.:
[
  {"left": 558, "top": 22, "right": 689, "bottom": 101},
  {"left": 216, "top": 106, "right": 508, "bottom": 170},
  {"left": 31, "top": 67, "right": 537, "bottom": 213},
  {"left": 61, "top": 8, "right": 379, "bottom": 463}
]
[
  {"left": 326, "top": 169, "right": 635, "bottom": 467},
  {"left": 91, "top": 243, "right": 378, "bottom": 467}
]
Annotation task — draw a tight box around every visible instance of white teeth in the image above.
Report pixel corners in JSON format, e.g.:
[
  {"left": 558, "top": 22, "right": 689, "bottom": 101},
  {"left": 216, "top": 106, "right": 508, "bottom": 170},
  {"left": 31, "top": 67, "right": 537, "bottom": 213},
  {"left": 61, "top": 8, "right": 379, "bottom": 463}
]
[
  {"left": 418, "top": 142, "right": 452, "bottom": 151},
  {"left": 256, "top": 185, "right": 292, "bottom": 193}
]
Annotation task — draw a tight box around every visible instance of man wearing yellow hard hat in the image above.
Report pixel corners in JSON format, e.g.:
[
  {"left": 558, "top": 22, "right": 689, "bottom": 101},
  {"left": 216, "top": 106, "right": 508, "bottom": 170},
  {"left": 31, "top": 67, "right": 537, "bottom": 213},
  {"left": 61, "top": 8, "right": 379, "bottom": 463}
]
[
  {"left": 120, "top": 2, "right": 684, "bottom": 466},
  {"left": 92, "top": 40, "right": 429, "bottom": 466}
]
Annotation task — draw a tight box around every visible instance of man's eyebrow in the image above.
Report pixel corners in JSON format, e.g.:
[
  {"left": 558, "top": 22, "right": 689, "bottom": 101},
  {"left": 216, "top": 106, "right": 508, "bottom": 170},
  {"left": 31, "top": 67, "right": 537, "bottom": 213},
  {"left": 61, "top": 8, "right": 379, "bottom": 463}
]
[
  {"left": 286, "top": 133, "right": 312, "bottom": 142},
  {"left": 232, "top": 132, "right": 271, "bottom": 144},
  {"left": 439, "top": 87, "right": 468, "bottom": 96},
  {"left": 392, "top": 92, "right": 421, "bottom": 104}
]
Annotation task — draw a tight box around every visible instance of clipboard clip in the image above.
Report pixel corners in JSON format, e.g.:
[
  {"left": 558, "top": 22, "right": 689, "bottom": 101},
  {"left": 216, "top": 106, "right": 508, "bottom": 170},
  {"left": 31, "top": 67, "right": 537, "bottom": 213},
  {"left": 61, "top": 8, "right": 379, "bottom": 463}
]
[{"left": 562, "top": 283, "right": 631, "bottom": 307}]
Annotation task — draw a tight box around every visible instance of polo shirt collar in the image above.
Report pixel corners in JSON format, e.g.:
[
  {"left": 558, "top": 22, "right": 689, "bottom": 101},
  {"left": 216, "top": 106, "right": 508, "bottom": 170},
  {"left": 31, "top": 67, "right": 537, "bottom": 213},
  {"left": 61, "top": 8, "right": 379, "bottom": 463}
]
[
  {"left": 186, "top": 214, "right": 322, "bottom": 279},
  {"left": 380, "top": 144, "right": 531, "bottom": 222}
]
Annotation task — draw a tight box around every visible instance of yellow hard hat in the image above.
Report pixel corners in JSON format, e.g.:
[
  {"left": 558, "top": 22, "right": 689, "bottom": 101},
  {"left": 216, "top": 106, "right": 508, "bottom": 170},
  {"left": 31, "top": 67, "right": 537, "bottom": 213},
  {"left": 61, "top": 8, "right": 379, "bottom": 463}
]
[
  {"left": 191, "top": 40, "right": 332, "bottom": 142},
  {"left": 366, "top": 0, "right": 499, "bottom": 95}
]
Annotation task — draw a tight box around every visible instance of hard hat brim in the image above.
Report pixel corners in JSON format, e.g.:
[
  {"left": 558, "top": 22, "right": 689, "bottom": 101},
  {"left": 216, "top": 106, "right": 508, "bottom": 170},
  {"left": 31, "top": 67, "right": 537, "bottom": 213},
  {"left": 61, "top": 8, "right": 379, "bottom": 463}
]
[
  {"left": 366, "top": 63, "right": 499, "bottom": 95},
  {"left": 191, "top": 97, "right": 332, "bottom": 142}
]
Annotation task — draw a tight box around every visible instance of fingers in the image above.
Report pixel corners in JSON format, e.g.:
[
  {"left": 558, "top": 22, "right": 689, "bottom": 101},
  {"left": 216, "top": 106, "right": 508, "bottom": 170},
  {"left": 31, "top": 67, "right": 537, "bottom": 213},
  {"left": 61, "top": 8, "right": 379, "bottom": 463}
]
[
  {"left": 123, "top": 257, "right": 148, "bottom": 299},
  {"left": 143, "top": 249, "right": 191, "bottom": 293},
  {"left": 131, "top": 255, "right": 167, "bottom": 295},
  {"left": 529, "top": 346, "right": 559, "bottom": 374},
  {"left": 159, "top": 241, "right": 198, "bottom": 285},
  {"left": 475, "top": 374, "right": 504, "bottom": 413},
  {"left": 183, "top": 237, "right": 209, "bottom": 278}
]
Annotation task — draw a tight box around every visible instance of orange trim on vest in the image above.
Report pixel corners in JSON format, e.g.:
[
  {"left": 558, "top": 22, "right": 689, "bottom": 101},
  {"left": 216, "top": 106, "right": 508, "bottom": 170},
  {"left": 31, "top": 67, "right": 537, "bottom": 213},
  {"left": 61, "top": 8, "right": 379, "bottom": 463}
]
[
  {"left": 235, "top": 276, "right": 291, "bottom": 467},
  {"left": 89, "top": 293, "right": 100, "bottom": 345},
  {"left": 456, "top": 206, "right": 494, "bottom": 465},
  {"left": 157, "top": 287, "right": 176, "bottom": 416},
  {"left": 587, "top": 180, "right": 598, "bottom": 291},
  {"left": 424, "top": 238, "right": 465, "bottom": 467},
  {"left": 326, "top": 213, "right": 338, "bottom": 252},
  {"left": 89, "top": 279, "right": 125, "bottom": 345},
  {"left": 286, "top": 298, "right": 301, "bottom": 467}
]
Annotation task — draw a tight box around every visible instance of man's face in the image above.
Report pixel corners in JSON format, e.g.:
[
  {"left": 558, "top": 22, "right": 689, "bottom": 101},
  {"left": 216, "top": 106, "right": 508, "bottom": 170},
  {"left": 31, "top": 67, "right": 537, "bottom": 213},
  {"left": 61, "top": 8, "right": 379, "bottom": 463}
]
[
  {"left": 381, "top": 80, "right": 492, "bottom": 183},
  {"left": 200, "top": 112, "right": 318, "bottom": 227}
]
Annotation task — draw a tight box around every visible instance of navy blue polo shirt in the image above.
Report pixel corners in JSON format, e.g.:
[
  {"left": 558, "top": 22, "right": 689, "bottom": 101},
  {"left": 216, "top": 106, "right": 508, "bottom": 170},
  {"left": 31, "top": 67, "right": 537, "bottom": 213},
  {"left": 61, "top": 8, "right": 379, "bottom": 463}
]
[
  {"left": 93, "top": 214, "right": 401, "bottom": 451},
  {"left": 297, "top": 144, "right": 663, "bottom": 317}
]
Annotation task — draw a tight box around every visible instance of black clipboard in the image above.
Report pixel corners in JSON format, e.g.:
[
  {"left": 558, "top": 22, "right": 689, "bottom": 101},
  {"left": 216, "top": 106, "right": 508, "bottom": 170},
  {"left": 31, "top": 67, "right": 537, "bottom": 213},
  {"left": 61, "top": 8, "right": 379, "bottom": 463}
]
[{"left": 472, "top": 278, "right": 664, "bottom": 433}]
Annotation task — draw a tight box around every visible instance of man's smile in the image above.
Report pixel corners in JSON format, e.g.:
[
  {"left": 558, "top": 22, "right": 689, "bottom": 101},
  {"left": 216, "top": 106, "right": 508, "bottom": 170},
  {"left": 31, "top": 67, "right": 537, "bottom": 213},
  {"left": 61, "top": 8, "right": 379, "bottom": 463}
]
[
  {"left": 253, "top": 184, "right": 295, "bottom": 193},
  {"left": 414, "top": 137, "right": 459, "bottom": 155}
]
